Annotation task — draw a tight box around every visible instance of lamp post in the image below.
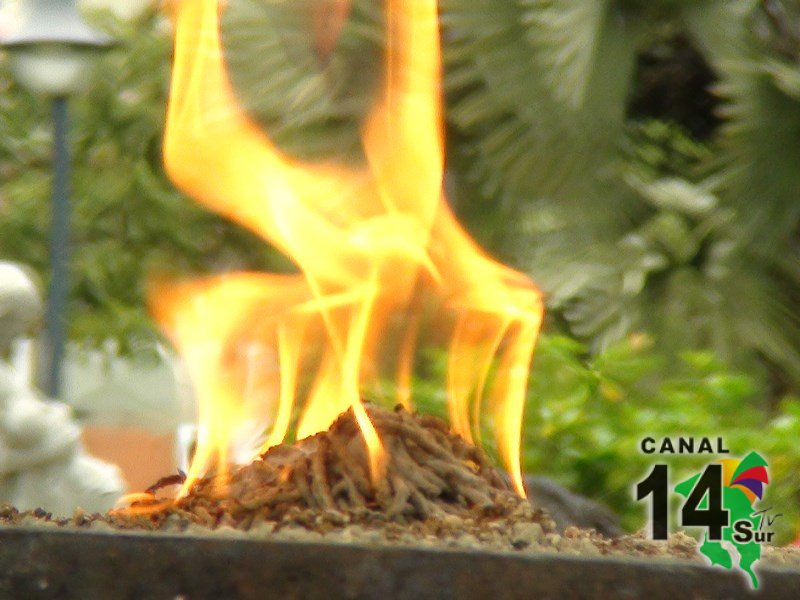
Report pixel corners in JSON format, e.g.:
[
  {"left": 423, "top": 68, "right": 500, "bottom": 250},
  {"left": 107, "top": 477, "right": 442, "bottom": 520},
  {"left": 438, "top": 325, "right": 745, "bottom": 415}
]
[{"left": 1, "top": 0, "right": 113, "bottom": 398}]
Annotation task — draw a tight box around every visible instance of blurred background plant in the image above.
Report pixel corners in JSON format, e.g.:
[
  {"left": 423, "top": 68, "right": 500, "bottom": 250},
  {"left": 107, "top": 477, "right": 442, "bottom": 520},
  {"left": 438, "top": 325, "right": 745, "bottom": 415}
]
[
  {"left": 0, "top": 8, "right": 281, "bottom": 356},
  {"left": 413, "top": 333, "right": 800, "bottom": 542},
  {"left": 0, "top": 0, "right": 798, "bottom": 539}
]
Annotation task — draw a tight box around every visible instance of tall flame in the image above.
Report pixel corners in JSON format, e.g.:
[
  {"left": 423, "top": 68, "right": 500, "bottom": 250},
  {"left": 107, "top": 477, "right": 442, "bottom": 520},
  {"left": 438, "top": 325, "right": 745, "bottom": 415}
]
[{"left": 157, "top": 0, "right": 543, "bottom": 496}]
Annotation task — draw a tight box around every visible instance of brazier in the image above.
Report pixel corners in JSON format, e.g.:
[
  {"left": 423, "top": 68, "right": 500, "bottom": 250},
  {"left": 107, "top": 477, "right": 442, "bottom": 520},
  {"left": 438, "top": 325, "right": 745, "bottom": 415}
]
[{"left": 0, "top": 527, "right": 798, "bottom": 599}]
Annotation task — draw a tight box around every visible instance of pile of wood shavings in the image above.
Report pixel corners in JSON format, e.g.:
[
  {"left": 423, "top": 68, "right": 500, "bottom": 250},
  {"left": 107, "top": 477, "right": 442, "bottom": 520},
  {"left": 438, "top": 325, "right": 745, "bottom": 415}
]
[
  {"left": 121, "top": 403, "right": 533, "bottom": 530},
  {"left": 4, "top": 402, "right": 800, "bottom": 567}
]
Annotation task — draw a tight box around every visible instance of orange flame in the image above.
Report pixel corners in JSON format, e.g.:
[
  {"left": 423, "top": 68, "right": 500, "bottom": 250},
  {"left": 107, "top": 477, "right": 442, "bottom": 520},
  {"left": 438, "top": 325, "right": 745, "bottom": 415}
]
[{"left": 156, "top": 0, "right": 543, "bottom": 497}]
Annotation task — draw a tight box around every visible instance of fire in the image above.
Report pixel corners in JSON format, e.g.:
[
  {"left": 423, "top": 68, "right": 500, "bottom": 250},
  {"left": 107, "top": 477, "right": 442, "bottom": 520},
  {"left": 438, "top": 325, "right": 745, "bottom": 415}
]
[{"left": 155, "top": 0, "right": 543, "bottom": 497}]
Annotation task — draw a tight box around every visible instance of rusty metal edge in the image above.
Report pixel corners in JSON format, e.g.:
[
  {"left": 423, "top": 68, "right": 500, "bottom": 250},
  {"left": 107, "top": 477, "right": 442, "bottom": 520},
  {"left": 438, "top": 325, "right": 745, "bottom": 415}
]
[{"left": 0, "top": 527, "right": 797, "bottom": 599}]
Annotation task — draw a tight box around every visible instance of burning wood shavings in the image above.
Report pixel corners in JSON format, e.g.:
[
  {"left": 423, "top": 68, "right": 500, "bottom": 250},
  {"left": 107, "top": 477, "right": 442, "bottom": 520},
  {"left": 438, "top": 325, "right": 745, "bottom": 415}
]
[{"left": 119, "top": 404, "right": 530, "bottom": 528}]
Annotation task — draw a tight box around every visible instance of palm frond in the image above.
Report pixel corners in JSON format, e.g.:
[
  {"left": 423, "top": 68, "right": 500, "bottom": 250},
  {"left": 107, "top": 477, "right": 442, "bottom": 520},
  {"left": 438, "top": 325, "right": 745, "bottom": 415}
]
[
  {"left": 442, "top": 0, "right": 641, "bottom": 234},
  {"left": 520, "top": 0, "right": 614, "bottom": 110},
  {"left": 716, "top": 57, "right": 800, "bottom": 241},
  {"left": 683, "top": 0, "right": 800, "bottom": 242},
  {"left": 554, "top": 173, "right": 800, "bottom": 379},
  {"left": 682, "top": 0, "right": 760, "bottom": 62},
  {"left": 221, "top": 0, "right": 383, "bottom": 161}
]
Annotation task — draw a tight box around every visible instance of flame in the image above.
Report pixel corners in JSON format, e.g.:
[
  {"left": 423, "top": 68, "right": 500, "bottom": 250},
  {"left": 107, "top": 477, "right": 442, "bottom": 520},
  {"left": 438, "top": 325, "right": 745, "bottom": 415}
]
[{"left": 157, "top": 0, "right": 543, "bottom": 497}]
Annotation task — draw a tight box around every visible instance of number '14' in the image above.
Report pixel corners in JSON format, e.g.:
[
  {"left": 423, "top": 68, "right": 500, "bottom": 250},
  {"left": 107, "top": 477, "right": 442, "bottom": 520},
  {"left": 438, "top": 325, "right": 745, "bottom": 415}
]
[{"left": 636, "top": 464, "right": 729, "bottom": 540}]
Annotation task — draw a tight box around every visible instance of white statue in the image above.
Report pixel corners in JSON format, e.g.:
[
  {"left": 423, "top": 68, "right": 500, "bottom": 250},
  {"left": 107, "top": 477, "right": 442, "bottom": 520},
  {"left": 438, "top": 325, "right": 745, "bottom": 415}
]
[{"left": 0, "top": 261, "right": 125, "bottom": 516}]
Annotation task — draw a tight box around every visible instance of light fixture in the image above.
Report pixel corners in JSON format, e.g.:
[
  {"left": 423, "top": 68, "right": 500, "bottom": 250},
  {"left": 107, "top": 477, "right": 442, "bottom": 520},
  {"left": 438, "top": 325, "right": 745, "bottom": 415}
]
[
  {"left": 1, "top": 0, "right": 114, "bottom": 398},
  {"left": 2, "top": 0, "right": 113, "bottom": 96}
]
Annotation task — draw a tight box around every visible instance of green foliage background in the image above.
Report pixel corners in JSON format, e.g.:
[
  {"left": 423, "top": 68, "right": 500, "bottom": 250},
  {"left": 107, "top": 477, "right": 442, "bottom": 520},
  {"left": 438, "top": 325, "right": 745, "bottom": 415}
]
[
  {"left": 1, "top": 2, "right": 799, "bottom": 540},
  {"left": 413, "top": 334, "right": 800, "bottom": 541}
]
